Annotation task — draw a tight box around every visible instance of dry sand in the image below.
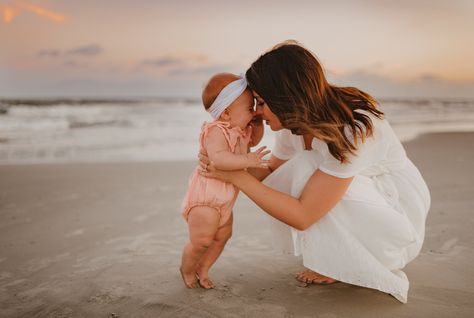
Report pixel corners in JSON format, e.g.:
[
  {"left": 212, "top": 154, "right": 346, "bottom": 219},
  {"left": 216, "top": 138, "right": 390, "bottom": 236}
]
[{"left": 0, "top": 132, "right": 473, "bottom": 317}]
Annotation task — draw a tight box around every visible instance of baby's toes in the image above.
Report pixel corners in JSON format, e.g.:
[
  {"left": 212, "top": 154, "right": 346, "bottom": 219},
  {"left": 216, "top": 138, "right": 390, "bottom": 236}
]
[
  {"left": 200, "top": 277, "right": 214, "bottom": 289},
  {"left": 188, "top": 280, "right": 199, "bottom": 288}
]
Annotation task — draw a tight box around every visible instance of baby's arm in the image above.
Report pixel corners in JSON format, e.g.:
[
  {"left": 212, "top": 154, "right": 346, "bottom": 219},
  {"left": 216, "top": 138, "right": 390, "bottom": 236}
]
[{"left": 205, "top": 126, "right": 270, "bottom": 170}]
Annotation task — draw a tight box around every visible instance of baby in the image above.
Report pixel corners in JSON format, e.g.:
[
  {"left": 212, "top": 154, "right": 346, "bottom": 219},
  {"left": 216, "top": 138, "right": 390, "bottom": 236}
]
[{"left": 180, "top": 73, "right": 269, "bottom": 289}]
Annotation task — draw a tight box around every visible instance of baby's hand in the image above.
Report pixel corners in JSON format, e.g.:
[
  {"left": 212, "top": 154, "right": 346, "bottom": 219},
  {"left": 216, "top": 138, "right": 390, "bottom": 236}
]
[{"left": 246, "top": 146, "right": 271, "bottom": 169}]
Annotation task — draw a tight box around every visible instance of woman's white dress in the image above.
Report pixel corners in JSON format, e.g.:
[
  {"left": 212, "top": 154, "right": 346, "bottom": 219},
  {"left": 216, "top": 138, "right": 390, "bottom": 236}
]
[{"left": 263, "top": 111, "right": 430, "bottom": 303}]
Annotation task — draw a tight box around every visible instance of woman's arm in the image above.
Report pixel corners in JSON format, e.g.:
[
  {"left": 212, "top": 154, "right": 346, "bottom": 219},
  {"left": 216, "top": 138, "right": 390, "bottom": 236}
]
[{"left": 204, "top": 168, "right": 353, "bottom": 231}]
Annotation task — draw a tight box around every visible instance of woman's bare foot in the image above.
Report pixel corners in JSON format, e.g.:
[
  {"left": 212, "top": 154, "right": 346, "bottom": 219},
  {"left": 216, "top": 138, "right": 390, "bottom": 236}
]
[
  {"left": 180, "top": 267, "right": 199, "bottom": 288},
  {"left": 295, "top": 268, "right": 338, "bottom": 284},
  {"left": 195, "top": 269, "right": 215, "bottom": 289}
]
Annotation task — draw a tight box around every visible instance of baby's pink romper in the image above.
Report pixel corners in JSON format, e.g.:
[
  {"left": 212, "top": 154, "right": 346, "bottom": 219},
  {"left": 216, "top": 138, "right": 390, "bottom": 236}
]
[{"left": 181, "top": 121, "right": 251, "bottom": 227}]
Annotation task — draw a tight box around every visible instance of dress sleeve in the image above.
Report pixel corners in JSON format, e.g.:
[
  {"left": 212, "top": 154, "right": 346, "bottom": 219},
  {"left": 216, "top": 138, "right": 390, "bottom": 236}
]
[
  {"left": 318, "top": 128, "right": 382, "bottom": 178},
  {"left": 272, "top": 129, "right": 297, "bottom": 160}
]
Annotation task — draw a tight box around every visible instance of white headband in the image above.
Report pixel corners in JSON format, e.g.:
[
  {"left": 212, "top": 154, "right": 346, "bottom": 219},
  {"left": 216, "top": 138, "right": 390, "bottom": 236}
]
[{"left": 207, "top": 76, "right": 247, "bottom": 120}]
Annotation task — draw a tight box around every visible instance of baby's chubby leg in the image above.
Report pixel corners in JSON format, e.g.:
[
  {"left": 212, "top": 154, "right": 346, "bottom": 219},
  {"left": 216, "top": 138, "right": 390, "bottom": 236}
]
[
  {"left": 180, "top": 206, "right": 220, "bottom": 288},
  {"left": 196, "top": 213, "right": 233, "bottom": 289}
]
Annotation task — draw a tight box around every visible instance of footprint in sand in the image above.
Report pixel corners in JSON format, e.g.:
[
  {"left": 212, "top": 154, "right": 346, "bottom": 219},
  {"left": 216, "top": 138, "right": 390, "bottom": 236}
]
[
  {"left": 65, "top": 228, "right": 84, "bottom": 238},
  {"left": 88, "top": 286, "right": 128, "bottom": 304},
  {"left": 440, "top": 238, "right": 458, "bottom": 251},
  {"left": 429, "top": 238, "right": 463, "bottom": 258},
  {"left": 0, "top": 271, "right": 12, "bottom": 281}
]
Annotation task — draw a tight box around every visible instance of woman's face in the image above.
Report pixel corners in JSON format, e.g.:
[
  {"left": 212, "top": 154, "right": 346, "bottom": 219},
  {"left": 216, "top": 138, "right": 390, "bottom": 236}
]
[{"left": 253, "top": 92, "right": 283, "bottom": 131}]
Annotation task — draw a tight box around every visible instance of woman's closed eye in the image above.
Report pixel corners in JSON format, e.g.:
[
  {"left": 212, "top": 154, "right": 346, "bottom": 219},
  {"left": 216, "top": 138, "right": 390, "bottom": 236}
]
[{"left": 254, "top": 98, "right": 264, "bottom": 107}]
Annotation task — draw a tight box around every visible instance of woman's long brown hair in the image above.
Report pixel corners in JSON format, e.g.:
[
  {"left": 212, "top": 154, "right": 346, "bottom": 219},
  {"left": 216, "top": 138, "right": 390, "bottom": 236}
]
[{"left": 246, "top": 41, "right": 384, "bottom": 163}]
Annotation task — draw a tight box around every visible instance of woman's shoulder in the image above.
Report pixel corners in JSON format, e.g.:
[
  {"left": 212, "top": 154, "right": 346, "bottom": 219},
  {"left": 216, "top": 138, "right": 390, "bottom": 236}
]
[
  {"left": 272, "top": 128, "right": 306, "bottom": 160},
  {"left": 318, "top": 111, "right": 406, "bottom": 178},
  {"left": 276, "top": 128, "right": 307, "bottom": 147},
  {"left": 350, "top": 109, "right": 397, "bottom": 146}
]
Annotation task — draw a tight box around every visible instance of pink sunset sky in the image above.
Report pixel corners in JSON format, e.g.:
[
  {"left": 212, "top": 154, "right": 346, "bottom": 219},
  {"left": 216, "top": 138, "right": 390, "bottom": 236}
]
[{"left": 1, "top": 0, "right": 473, "bottom": 98}]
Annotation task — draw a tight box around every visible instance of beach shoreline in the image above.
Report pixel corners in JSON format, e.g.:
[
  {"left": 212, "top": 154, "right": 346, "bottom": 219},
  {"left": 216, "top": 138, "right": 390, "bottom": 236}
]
[{"left": 0, "top": 131, "right": 473, "bottom": 317}]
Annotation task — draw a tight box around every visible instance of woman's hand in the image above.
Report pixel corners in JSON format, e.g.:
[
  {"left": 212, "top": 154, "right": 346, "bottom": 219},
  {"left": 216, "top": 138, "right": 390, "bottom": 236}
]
[{"left": 198, "top": 152, "right": 244, "bottom": 183}]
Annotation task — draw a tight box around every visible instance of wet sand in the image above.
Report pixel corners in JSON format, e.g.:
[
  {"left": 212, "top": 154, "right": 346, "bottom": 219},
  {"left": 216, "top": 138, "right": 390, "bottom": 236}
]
[{"left": 0, "top": 132, "right": 473, "bottom": 317}]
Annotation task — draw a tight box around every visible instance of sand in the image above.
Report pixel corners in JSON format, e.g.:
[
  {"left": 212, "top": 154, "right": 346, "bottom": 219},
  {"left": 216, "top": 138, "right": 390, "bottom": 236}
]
[{"left": 0, "top": 132, "right": 473, "bottom": 317}]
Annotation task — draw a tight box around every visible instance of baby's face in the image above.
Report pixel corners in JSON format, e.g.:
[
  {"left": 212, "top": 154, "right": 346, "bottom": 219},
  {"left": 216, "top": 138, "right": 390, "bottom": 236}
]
[{"left": 226, "top": 89, "right": 255, "bottom": 129}]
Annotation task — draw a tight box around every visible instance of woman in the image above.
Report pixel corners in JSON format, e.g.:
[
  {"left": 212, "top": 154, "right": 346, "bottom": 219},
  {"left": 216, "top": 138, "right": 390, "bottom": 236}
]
[{"left": 200, "top": 41, "right": 430, "bottom": 303}]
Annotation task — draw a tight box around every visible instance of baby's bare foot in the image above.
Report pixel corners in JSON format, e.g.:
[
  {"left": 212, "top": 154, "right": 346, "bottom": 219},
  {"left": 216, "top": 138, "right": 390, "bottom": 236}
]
[
  {"left": 195, "top": 269, "right": 215, "bottom": 289},
  {"left": 295, "top": 268, "right": 337, "bottom": 284},
  {"left": 180, "top": 267, "right": 199, "bottom": 288}
]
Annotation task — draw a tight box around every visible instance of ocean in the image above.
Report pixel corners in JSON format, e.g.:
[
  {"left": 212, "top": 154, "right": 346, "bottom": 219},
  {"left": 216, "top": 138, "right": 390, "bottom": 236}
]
[{"left": 1, "top": 98, "right": 474, "bottom": 164}]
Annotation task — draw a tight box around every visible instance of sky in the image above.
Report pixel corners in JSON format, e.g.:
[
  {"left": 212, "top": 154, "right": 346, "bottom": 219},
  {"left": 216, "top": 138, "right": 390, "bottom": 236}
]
[{"left": 1, "top": 0, "right": 474, "bottom": 99}]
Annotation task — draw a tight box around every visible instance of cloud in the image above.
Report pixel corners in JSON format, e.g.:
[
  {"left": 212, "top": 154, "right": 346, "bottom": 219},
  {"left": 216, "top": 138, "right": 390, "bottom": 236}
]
[
  {"left": 1, "top": 0, "right": 66, "bottom": 24},
  {"left": 417, "top": 73, "right": 443, "bottom": 83},
  {"left": 142, "top": 57, "right": 183, "bottom": 67},
  {"left": 329, "top": 69, "right": 474, "bottom": 99},
  {"left": 138, "top": 53, "right": 238, "bottom": 80},
  {"left": 167, "top": 65, "right": 229, "bottom": 77},
  {"left": 140, "top": 54, "right": 209, "bottom": 70},
  {"left": 37, "top": 44, "right": 102, "bottom": 58},
  {"left": 37, "top": 49, "right": 61, "bottom": 57},
  {"left": 132, "top": 57, "right": 239, "bottom": 80},
  {"left": 1, "top": 4, "right": 16, "bottom": 23},
  {"left": 66, "top": 44, "right": 102, "bottom": 56},
  {"left": 63, "top": 60, "right": 89, "bottom": 68}
]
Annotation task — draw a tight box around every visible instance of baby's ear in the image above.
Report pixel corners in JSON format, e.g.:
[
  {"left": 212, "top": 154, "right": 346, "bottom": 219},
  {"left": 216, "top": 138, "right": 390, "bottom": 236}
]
[{"left": 221, "top": 109, "right": 231, "bottom": 120}]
